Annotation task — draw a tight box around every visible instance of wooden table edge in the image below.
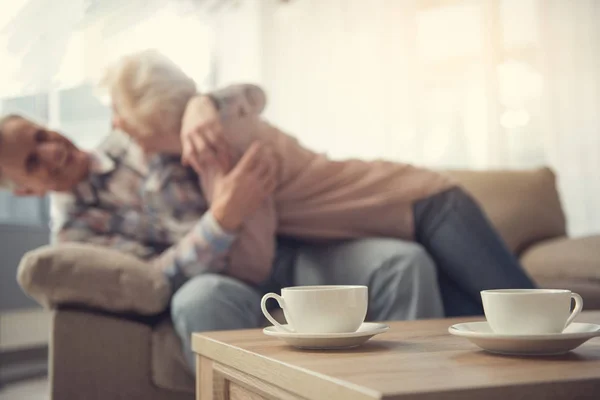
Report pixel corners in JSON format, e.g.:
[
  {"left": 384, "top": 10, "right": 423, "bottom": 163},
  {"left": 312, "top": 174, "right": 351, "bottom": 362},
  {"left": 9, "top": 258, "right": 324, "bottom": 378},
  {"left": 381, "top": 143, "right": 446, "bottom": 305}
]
[
  {"left": 192, "top": 333, "right": 382, "bottom": 400},
  {"left": 192, "top": 313, "right": 600, "bottom": 400}
]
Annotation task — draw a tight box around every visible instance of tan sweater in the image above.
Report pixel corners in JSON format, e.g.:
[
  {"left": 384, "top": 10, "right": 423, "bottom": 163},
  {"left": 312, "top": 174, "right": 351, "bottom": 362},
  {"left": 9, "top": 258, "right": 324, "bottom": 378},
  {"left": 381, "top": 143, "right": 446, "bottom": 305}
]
[
  {"left": 196, "top": 86, "right": 453, "bottom": 280},
  {"left": 222, "top": 117, "right": 454, "bottom": 241}
]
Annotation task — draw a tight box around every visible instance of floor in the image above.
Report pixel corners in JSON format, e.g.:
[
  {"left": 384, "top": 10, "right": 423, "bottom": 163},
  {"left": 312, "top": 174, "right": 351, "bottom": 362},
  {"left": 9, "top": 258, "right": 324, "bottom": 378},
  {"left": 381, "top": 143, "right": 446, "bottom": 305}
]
[
  {"left": 0, "top": 377, "right": 48, "bottom": 400},
  {"left": 0, "top": 308, "right": 50, "bottom": 400}
]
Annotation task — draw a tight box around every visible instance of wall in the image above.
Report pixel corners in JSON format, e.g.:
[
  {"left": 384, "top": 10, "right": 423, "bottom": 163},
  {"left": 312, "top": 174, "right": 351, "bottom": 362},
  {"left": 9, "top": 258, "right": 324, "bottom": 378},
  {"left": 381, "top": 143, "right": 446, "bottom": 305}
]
[
  {"left": 214, "top": 0, "right": 600, "bottom": 237},
  {"left": 0, "top": 225, "right": 49, "bottom": 312}
]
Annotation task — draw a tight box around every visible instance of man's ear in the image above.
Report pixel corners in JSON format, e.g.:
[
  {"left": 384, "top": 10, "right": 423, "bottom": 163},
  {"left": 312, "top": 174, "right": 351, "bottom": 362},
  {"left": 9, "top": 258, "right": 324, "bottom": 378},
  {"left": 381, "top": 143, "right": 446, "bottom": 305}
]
[{"left": 13, "top": 186, "right": 47, "bottom": 197}]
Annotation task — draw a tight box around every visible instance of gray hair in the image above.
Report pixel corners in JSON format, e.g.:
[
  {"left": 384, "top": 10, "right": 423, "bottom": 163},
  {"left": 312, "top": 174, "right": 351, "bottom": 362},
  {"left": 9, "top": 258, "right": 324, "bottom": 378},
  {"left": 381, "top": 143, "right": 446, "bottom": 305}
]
[{"left": 102, "top": 49, "right": 197, "bottom": 139}]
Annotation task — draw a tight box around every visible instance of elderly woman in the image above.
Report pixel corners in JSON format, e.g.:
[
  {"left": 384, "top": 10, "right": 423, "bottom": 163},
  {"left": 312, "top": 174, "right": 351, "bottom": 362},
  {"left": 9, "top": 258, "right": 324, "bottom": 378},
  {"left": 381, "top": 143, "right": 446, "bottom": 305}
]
[{"left": 104, "top": 50, "right": 536, "bottom": 317}]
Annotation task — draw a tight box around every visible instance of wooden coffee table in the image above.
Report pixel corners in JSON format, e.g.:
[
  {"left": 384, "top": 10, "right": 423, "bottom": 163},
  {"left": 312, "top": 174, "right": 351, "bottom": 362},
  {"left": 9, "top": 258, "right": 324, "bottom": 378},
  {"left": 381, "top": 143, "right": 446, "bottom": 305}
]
[{"left": 192, "top": 311, "right": 600, "bottom": 400}]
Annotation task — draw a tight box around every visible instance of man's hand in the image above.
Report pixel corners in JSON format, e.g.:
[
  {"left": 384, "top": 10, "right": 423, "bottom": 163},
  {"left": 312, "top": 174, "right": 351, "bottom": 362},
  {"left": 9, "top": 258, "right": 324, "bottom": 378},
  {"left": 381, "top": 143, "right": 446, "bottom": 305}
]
[
  {"left": 210, "top": 142, "right": 276, "bottom": 232},
  {"left": 181, "top": 95, "right": 232, "bottom": 174}
]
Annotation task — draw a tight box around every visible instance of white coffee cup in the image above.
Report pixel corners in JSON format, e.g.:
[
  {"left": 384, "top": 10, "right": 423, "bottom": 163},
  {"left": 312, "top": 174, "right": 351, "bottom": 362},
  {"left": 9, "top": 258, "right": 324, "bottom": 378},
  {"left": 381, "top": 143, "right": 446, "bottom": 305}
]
[
  {"left": 481, "top": 289, "right": 583, "bottom": 335},
  {"left": 261, "top": 285, "right": 368, "bottom": 334}
]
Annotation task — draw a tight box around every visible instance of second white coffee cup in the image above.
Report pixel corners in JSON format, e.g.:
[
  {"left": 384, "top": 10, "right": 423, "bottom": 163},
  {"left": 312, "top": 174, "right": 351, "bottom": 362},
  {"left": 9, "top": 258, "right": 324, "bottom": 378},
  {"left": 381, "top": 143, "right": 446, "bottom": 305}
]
[
  {"left": 261, "top": 285, "right": 368, "bottom": 334},
  {"left": 481, "top": 289, "right": 583, "bottom": 335}
]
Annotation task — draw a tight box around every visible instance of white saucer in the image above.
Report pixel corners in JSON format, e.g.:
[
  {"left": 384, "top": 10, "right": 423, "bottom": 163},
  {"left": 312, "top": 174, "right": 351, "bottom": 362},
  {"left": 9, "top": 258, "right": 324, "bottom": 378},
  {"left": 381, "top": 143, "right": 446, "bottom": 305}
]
[
  {"left": 449, "top": 321, "right": 600, "bottom": 356},
  {"left": 263, "top": 322, "right": 389, "bottom": 350}
]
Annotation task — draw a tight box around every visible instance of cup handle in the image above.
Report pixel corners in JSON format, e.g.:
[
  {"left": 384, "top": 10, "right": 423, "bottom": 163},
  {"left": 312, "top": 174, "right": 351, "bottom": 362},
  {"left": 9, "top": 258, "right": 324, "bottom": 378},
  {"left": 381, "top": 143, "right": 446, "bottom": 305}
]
[
  {"left": 565, "top": 292, "right": 584, "bottom": 329},
  {"left": 261, "top": 293, "right": 294, "bottom": 332}
]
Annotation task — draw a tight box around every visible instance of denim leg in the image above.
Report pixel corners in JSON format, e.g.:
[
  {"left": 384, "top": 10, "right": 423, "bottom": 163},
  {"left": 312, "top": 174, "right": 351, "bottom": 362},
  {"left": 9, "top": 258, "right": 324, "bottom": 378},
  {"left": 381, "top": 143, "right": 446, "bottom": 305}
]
[
  {"left": 171, "top": 237, "right": 301, "bottom": 372},
  {"left": 413, "top": 187, "right": 536, "bottom": 316},
  {"left": 294, "top": 238, "right": 444, "bottom": 320},
  {"left": 255, "top": 236, "right": 300, "bottom": 294},
  {"left": 170, "top": 274, "right": 263, "bottom": 371},
  {"left": 437, "top": 270, "right": 485, "bottom": 317}
]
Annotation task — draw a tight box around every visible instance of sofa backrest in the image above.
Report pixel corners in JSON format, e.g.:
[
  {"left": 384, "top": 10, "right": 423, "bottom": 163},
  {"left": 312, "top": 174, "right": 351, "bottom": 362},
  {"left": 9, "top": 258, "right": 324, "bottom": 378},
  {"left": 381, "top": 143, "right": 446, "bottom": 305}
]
[{"left": 445, "top": 167, "right": 566, "bottom": 255}]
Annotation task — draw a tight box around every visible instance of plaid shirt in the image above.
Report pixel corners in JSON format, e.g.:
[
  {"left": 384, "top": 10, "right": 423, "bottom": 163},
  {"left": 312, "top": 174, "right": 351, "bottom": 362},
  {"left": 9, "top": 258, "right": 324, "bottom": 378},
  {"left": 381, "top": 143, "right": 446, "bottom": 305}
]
[
  {"left": 51, "top": 132, "right": 241, "bottom": 290},
  {"left": 51, "top": 85, "right": 276, "bottom": 290}
]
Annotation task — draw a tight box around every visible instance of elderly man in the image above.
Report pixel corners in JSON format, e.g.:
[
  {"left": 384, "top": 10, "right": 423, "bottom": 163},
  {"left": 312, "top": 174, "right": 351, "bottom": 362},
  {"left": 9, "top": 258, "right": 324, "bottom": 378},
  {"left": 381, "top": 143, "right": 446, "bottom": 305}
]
[{"left": 0, "top": 85, "right": 443, "bottom": 370}]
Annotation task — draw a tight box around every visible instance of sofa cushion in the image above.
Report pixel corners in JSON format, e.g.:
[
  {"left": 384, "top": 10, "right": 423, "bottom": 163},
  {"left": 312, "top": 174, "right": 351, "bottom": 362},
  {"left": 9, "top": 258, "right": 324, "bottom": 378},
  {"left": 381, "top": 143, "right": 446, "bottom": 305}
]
[
  {"left": 521, "top": 235, "right": 600, "bottom": 282},
  {"left": 18, "top": 243, "right": 170, "bottom": 315},
  {"left": 446, "top": 167, "right": 566, "bottom": 254},
  {"left": 536, "top": 278, "right": 600, "bottom": 311}
]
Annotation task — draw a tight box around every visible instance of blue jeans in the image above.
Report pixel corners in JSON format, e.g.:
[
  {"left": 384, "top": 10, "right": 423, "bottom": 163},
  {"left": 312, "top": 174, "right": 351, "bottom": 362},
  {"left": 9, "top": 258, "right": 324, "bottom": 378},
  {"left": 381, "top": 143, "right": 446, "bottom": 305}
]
[
  {"left": 170, "top": 238, "right": 443, "bottom": 370},
  {"left": 413, "top": 187, "right": 536, "bottom": 317}
]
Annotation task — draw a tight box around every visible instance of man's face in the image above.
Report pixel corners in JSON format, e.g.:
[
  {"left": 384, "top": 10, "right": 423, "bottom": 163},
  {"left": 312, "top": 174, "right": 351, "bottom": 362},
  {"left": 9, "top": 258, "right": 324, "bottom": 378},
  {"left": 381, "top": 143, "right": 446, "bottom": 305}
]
[{"left": 0, "top": 117, "right": 89, "bottom": 195}]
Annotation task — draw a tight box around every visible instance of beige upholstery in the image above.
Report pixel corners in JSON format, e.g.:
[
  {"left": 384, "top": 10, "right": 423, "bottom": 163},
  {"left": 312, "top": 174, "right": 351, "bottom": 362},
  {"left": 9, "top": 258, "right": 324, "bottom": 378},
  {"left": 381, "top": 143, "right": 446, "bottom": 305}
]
[
  {"left": 18, "top": 243, "right": 170, "bottom": 315},
  {"left": 16, "top": 167, "right": 600, "bottom": 399},
  {"left": 535, "top": 279, "right": 600, "bottom": 311},
  {"left": 521, "top": 235, "right": 600, "bottom": 281},
  {"left": 51, "top": 309, "right": 192, "bottom": 400},
  {"left": 446, "top": 168, "right": 567, "bottom": 254},
  {"left": 520, "top": 235, "right": 600, "bottom": 310},
  {"left": 151, "top": 318, "right": 194, "bottom": 393}
]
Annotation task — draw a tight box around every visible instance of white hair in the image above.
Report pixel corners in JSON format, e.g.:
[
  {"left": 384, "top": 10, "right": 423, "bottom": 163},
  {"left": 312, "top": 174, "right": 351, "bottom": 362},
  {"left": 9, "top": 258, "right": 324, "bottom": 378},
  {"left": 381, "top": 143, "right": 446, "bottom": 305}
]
[{"left": 102, "top": 49, "right": 197, "bottom": 139}]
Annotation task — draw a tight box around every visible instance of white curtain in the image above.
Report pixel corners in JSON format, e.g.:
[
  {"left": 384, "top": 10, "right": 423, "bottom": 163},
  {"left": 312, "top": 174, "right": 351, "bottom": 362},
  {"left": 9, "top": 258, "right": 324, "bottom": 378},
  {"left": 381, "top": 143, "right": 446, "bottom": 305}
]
[
  {"left": 215, "top": 0, "right": 600, "bottom": 237},
  {"left": 0, "top": 0, "right": 598, "bottom": 236},
  {"left": 0, "top": 0, "right": 220, "bottom": 146},
  {"left": 539, "top": 0, "right": 600, "bottom": 239}
]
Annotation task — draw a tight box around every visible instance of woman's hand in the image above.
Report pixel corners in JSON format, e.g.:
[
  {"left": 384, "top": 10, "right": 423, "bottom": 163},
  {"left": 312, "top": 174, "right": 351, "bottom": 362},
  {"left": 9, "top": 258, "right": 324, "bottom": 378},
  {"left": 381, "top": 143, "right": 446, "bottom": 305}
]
[
  {"left": 181, "top": 95, "right": 232, "bottom": 174},
  {"left": 210, "top": 142, "right": 276, "bottom": 232}
]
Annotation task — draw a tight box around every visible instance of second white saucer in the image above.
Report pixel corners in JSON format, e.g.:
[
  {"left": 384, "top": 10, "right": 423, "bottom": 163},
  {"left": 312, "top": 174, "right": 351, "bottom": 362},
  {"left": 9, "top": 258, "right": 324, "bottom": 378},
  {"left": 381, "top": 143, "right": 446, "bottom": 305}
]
[
  {"left": 449, "top": 321, "right": 600, "bottom": 356},
  {"left": 263, "top": 322, "right": 389, "bottom": 350}
]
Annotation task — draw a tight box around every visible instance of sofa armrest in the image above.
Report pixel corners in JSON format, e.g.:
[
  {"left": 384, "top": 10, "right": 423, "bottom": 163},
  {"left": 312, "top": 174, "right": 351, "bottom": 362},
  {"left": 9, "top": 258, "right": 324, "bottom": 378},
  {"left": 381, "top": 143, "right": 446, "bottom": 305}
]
[
  {"left": 17, "top": 243, "right": 171, "bottom": 315},
  {"left": 521, "top": 235, "right": 600, "bottom": 282},
  {"left": 50, "top": 309, "right": 193, "bottom": 400}
]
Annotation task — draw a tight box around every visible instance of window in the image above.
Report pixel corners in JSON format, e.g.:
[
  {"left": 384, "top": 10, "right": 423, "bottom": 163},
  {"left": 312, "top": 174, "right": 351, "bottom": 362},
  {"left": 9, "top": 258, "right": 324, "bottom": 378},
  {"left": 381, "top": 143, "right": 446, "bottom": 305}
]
[
  {"left": 57, "top": 84, "right": 111, "bottom": 149},
  {"left": 412, "top": 0, "right": 543, "bottom": 168}
]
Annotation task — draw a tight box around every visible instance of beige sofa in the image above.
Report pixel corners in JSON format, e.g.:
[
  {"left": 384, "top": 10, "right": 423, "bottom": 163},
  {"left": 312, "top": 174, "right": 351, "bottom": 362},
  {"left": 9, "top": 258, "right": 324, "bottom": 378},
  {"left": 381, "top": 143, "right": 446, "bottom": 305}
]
[{"left": 17, "top": 167, "right": 600, "bottom": 400}]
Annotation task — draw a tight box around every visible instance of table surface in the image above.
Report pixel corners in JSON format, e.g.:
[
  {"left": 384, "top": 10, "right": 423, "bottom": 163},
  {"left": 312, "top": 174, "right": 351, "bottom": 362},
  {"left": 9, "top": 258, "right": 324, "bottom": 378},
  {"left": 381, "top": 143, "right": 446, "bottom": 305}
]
[{"left": 192, "top": 311, "right": 600, "bottom": 400}]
